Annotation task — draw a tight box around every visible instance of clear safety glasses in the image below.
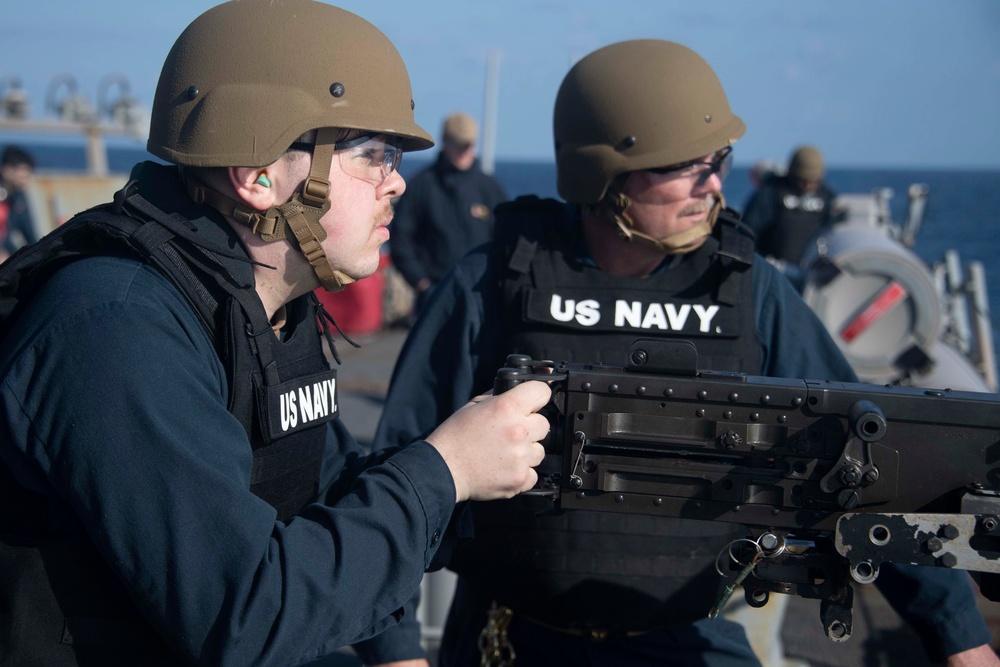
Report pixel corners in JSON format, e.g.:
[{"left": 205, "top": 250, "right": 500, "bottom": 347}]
[
  {"left": 334, "top": 134, "right": 402, "bottom": 184},
  {"left": 290, "top": 134, "right": 403, "bottom": 185},
  {"left": 647, "top": 145, "right": 733, "bottom": 183}
]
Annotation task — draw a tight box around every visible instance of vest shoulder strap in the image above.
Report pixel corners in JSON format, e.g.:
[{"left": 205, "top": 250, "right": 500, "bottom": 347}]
[
  {"left": 715, "top": 208, "right": 756, "bottom": 266},
  {"left": 493, "top": 196, "right": 571, "bottom": 276}
]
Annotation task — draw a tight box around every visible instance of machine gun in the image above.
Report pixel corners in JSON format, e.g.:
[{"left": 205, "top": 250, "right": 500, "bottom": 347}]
[{"left": 493, "top": 339, "right": 1000, "bottom": 641}]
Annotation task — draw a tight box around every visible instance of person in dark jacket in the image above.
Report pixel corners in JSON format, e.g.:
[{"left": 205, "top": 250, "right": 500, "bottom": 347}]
[
  {"left": 0, "top": 3, "right": 550, "bottom": 666},
  {"left": 390, "top": 111, "right": 507, "bottom": 316},
  {"left": 0, "top": 144, "right": 39, "bottom": 261},
  {"left": 372, "top": 40, "right": 998, "bottom": 667},
  {"left": 741, "top": 145, "right": 840, "bottom": 266}
]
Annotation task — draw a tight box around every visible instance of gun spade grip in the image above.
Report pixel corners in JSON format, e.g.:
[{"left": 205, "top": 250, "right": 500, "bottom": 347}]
[
  {"left": 494, "top": 355, "right": 536, "bottom": 395},
  {"left": 494, "top": 367, "right": 528, "bottom": 395}
]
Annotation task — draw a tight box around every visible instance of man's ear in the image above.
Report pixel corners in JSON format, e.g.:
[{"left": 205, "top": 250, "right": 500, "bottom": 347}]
[{"left": 228, "top": 166, "right": 278, "bottom": 211}]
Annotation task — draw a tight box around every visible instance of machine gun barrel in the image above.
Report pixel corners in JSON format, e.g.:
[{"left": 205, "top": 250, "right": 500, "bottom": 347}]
[{"left": 494, "top": 339, "right": 1000, "bottom": 639}]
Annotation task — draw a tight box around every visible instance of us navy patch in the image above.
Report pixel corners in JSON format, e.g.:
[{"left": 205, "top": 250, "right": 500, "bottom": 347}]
[
  {"left": 524, "top": 287, "right": 739, "bottom": 337},
  {"left": 263, "top": 370, "right": 339, "bottom": 439}
]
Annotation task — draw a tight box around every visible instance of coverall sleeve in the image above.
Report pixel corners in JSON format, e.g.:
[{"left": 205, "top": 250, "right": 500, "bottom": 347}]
[
  {"left": 378, "top": 247, "right": 496, "bottom": 449},
  {"left": 751, "top": 259, "right": 993, "bottom": 660},
  {"left": 356, "top": 249, "right": 497, "bottom": 662},
  {"left": 0, "top": 258, "right": 457, "bottom": 667}
]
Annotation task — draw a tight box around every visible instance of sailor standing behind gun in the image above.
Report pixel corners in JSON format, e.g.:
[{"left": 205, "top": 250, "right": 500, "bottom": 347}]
[
  {"left": 741, "top": 145, "right": 840, "bottom": 265},
  {"left": 369, "top": 40, "right": 997, "bottom": 667}
]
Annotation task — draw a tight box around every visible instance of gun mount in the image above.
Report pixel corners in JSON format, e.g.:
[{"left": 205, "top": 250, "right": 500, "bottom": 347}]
[{"left": 494, "top": 339, "right": 1000, "bottom": 641}]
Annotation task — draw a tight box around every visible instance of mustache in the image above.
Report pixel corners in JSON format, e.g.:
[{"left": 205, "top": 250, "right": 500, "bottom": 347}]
[
  {"left": 377, "top": 201, "right": 396, "bottom": 226},
  {"left": 679, "top": 195, "right": 717, "bottom": 217}
]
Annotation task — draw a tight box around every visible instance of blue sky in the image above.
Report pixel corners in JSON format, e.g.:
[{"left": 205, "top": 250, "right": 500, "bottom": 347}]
[{"left": 3, "top": 0, "right": 999, "bottom": 168}]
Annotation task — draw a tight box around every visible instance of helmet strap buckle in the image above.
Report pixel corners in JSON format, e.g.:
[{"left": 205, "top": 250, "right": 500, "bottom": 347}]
[{"left": 302, "top": 177, "right": 331, "bottom": 207}]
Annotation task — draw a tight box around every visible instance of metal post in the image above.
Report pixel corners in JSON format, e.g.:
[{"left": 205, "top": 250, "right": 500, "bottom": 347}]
[
  {"left": 945, "top": 250, "right": 972, "bottom": 355},
  {"left": 968, "top": 261, "right": 998, "bottom": 392},
  {"left": 84, "top": 125, "right": 109, "bottom": 176},
  {"left": 480, "top": 50, "right": 500, "bottom": 176}
]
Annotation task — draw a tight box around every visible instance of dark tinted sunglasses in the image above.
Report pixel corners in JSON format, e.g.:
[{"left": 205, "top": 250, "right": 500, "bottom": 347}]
[{"left": 647, "top": 145, "right": 733, "bottom": 182}]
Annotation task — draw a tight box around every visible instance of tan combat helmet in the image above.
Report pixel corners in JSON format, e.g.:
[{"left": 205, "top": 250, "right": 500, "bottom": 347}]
[
  {"left": 553, "top": 40, "right": 745, "bottom": 253},
  {"left": 148, "top": 0, "right": 433, "bottom": 290},
  {"left": 788, "top": 145, "right": 825, "bottom": 182}
]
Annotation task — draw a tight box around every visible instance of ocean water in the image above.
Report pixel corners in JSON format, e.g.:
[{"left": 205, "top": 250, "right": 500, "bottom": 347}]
[{"left": 16, "top": 140, "right": 1000, "bottom": 379}]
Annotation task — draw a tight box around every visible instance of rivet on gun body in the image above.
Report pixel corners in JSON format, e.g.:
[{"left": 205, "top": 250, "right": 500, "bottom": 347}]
[
  {"left": 750, "top": 413, "right": 760, "bottom": 422},
  {"left": 728, "top": 393, "right": 739, "bottom": 402},
  {"left": 760, "top": 394, "right": 771, "bottom": 404},
  {"left": 792, "top": 397, "right": 803, "bottom": 406},
  {"left": 837, "top": 489, "right": 860, "bottom": 509},
  {"left": 840, "top": 466, "right": 861, "bottom": 487},
  {"left": 608, "top": 384, "right": 619, "bottom": 393},
  {"left": 614, "top": 494, "right": 624, "bottom": 503},
  {"left": 570, "top": 476, "right": 583, "bottom": 489},
  {"left": 696, "top": 409, "right": 705, "bottom": 417},
  {"left": 698, "top": 390, "right": 708, "bottom": 400},
  {"left": 582, "top": 382, "right": 592, "bottom": 391},
  {"left": 778, "top": 415, "right": 787, "bottom": 423},
  {"left": 939, "top": 553, "right": 959, "bottom": 568},
  {"left": 720, "top": 431, "right": 742, "bottom": 448},
  {"left": 723, "top": 411, "right": 733, "bottom": 419},
  {"left": 663, "top": 388, "right": 674, "bottom": 397},
  {"left": 654, "top": 498, "right": 663, "bottom": 506},
  {"left": 636, "top": 386, "right": 646, "bottom": 395}
]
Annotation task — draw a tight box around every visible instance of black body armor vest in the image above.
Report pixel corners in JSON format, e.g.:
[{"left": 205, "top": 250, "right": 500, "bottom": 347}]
[
  {"left": 451, "top": 197, "right": 761, "bottom": 631},
  {"left": 757, "top": 178, "right": 833, "bottom": 262},
  {"left": 0, "top": 163, "right": 339, "bottom": 665}
]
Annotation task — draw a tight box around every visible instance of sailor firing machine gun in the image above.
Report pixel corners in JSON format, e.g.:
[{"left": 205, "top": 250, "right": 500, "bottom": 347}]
[{"left": 493, "top": 339, "right": 1000, "bottom": 642}]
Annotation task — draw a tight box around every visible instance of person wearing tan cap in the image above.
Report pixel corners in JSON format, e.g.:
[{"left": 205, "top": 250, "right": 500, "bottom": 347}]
[
  {"left": 741, "top": 145, "right": 840, "bottom": 269},
  {"left": 390, "top": 111, "right": 508, "bottom": 317}
]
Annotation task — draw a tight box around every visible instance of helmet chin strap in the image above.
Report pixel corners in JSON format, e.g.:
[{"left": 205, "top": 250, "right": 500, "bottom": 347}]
[
  {"left": 183, "top": 127, "right": 355, "bottom": 292},
  {"left": 604, "top": 190, "right": 726, "bottom": 255}
]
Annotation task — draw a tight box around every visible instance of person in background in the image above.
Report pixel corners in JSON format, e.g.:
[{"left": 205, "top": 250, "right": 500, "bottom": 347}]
[
  {"left": 389, "top": 111, "right": 507, "bottom": 317},
  {"left": 374, "top": 40, "right": 998, "bottom": 667},
  {"left": 741, "top": 145, "right": 840, "bottom": 266},
  {"left": 747, "top": 158, "right": 782, "bottom": 191},
  {"left": 0, "top": 145, "right": 39, "bottom": 262},
  {"left": 0, "top": 2, "right": 550, "bottom": 665}
]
